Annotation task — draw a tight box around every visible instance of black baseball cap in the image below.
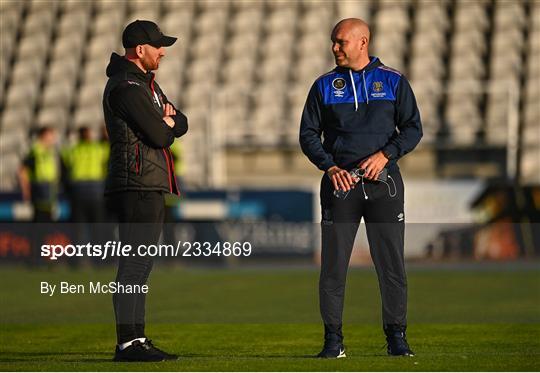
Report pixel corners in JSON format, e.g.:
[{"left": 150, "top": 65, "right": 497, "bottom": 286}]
[{"left": 122, "top": 20, "right": 177, "bottom": 48}]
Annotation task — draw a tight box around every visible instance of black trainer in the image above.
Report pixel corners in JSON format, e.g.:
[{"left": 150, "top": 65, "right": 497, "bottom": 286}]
[
  {"left": 144, "top": 339, "right": 178, "bottom": 360},
  {"left": 317, "top": 333, "right": 346, "bottom": 358},
  {"left": 113, "top": 340, "right": 165, "bottom": 362},
  {"left": 386, "top": 330, "right": 414, "bottom": 357}
]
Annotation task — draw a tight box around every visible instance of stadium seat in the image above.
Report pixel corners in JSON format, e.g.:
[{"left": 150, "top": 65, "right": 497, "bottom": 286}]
[
  {"left": 60, "top": 0, "right": 93, "bottom": 11},
  {"left": 494, "top": 2, "right": 525, "bottom": 28},
  {"left": 231, "top": 0, "right": 263, "bottom": 10},
  {"left": 126, "top": 9, "right": 160, "bottom": 24},
  {"left": 94, "top": 10, "right": 125, "bottom": 35},
  {"left": 156, "top": 60, "right": 185, "bottom": 101},
  {"left": 248, "top": 107, "right": 284, "bottom": 145},
  {"left": 0, "top": 152, "right": 21, "bottom": 190},
  {"left": 0, "top": 6, "right": 23, "bottom": 41},
  {"left": 41, "top": 81, "right": 76, "bottom": 109},
  {"left": 260, "top": 33, "right": 294, "bottom": 59},
  {"left": 192, "top": 33, "right": 225, "bottom": 59},
  {"left": 0, "top": 30, "right": 14, "bottom": 66},
  {"left": 1, "top": 106, "right": 33, "bottom": 132},
  {"left": 17, "top": 33, "right": 49, "bottom": 59},
  {"left": 0, "top": 128, "right": 26, "bottom": 155},
  {"left": 298, "top": 32, "right": 329, "bottom": 56},
  {"left": 222, "top": 57, "right": 256, "bottom": 85},
  {"left": 0, "top": 0, "right": 24, "bottom": 12},
  {"left": 77, "top": 83, "right": 106, "bottom": 108},
  {"left": 258, "top": 57, "right": 291, "bottom": 83},
  {"left": 94, "top": 0, "right": 126, "bottom": 11},
  {"left": 521, "top": 119, "right": 540, "bottom": 147},
  {"left": 73, "top": 106, "right": 105, "bottom": 128},
  {"left": 225, "top": 34, "right": 259, "bottom": 59},
  {"left": 185, "top": 58, "right": 220, "bottom": 85},
  {"left": 162, "top": 11, "right": 193, "bottom": 42},
  {"left": 336, "top": 0, "right": 371, "bottom": 21},
  {"left": 297, "top": 56, "right": 331, "bottom": 82},
  {"left": 5, "top": 80, "right": 40, "bottom": 109},
  {"left": 524, "top": 80, "right": 540, "bottom": 130},
  {"left": 198, "top": 0, "right": 230, "bottom": 10},
  {"left": 374, "top": 8, "right": 409, "bottom": 30},
  {"left": 87, "top": 34, "right": 118, "bottom": 59},
  {"left": 36, "top": 106, "right": 69, "bottom": 131},
  {"left": 265, "top": 8, "right": 297, "bottom": 33},
  {"left": 47, "top": 57, "right": 79, "bottom": 83},
  {"left": 183, "top": 83, "right": 214, "bottom": 111},
  {"left": 129, "top": 0, "right": 156, "bottom": 11},
  {"left": 520, "top": 148, "right": 540, "bottom": 183},
  {"left": 231, "top": 9, "right": 263, "bottom": 33},
  {"left": 214, "top": 105, "right": 249, "bottom": 145},
  {"left": 58, "top": 8, "right": 90, "bottom": 32},
  {"left": 454, "top": 1, "right": 489, "bottom": 30},
  {"left": 23, "top": 9, "right": 55, "bottom": 34},
  {"left": 163, "top": 0, "right": 196, "bottom": 12},
  {"left": 266, "top": 0, "right": 298, "bottom": 10},
  {"left": 299, "top": 9, "right": 332, "bottom": 32},
  {"left": 195, "top": 9, "right": 228, "bottom": 34},
  {"left": 416, "top": 1, "right": 449, "bottom": 28}
]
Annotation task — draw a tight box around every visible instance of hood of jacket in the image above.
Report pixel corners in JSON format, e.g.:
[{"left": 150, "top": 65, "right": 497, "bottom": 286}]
[
  {"left": 334, "top": 56, "right": 383, "bottom": 75},
  {"left": 105, "top": 52, "right": 154, "bottom": 83}
]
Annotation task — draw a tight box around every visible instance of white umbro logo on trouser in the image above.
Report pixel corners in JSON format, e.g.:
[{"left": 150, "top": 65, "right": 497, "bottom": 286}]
[{"left": 397, "top": 212, "right": 404, "bottom": 222}]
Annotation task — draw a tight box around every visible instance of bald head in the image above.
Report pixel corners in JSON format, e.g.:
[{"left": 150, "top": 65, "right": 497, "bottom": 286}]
[
  {"left": 332, "top": 18, "right": 370, "bottom": 42},
  {"left": 331, "top": 18, "right": 371, "bottom": 70}
]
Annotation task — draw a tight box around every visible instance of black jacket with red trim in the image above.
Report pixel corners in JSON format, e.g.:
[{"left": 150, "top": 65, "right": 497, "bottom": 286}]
[{"left": 103, "top": 53, "right": 188, "bottom": 195}]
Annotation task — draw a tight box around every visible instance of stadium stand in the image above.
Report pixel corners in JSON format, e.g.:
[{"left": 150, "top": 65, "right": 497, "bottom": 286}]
[{"left": 1, "top": 0, "right": 539, "bottom": 190}]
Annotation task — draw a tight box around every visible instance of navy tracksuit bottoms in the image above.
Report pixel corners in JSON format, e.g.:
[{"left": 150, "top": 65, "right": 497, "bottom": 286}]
[{"left": 319, "top": 171, "right": 407, "bottom": 337}]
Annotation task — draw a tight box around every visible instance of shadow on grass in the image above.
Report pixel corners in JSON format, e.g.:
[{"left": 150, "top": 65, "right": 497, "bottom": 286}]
[
  {"left": 179, "top": 353, "right": 386, "bottom": 359},
  {"left": 0, "top": 351, "right": 112, "bottom": 363}
]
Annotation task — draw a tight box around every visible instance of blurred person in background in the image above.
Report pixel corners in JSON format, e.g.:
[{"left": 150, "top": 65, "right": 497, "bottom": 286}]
[
  {"left": 163, "top": 140, "right": 185, "bottom": 245},
  {"left": 18, "top": 126, "right": 60, "bottom": 223},
  {"left": 18, "top": 126, "right": 60, "bottom": 266},
  {"left": 300, "top": 18, "right": 422, "bottom": 358},
  {"left": 61, "top": 126, "right": 109, "bottom": 266},
  {"left": 103, "top": 20, "right": 188, "bottom": 362}
]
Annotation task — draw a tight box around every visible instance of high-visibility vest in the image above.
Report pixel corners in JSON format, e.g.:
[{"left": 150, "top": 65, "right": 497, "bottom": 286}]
[
  {"left": 28, "top": 142, "right": 58, "bottom": 183},
  {"left": 62, "top": 141, "right": 109, "bottom": 182},
  {"left": 170, "top": 140, "right": 184, "bottom": 177}
]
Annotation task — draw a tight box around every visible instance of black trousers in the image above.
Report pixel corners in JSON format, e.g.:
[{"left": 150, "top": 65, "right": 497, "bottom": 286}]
[
  {"left": 319, "top": 171, "right": 407, "bottom": 337},
  {"left": 106, "top": 191, "right": 165, "bottom": 344}
]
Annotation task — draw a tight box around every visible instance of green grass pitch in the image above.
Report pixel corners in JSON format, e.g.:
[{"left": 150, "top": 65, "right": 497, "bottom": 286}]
[{"left": 0, "top": 265, "right": 539, "bottom": 371}]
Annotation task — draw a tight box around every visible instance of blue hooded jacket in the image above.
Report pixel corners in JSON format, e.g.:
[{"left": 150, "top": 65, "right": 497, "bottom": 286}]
[{"left": 299, "top": 57, "right": 422, "bottom": 172}]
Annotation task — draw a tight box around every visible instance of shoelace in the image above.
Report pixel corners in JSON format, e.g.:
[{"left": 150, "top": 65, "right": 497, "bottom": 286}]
[
  {"left": 386, "top": 335, "right": 411, "bottom": 352},
  {"left": 145, "top": 340, "right": 169, "bottom": 355},
  {"left": 127, "top": 340, "right": 151, "bottom": 351}
]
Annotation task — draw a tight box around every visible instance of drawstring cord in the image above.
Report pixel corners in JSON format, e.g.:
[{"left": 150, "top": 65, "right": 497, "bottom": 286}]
[
  {"left": 349, "top": 69, "right": 369, "bottom": 111},
  {"left": 362, "top": 70, "right": 369, "bottom": 105},
  {"left": 349, "top": 69, "right": 358, "bottom": 111}
]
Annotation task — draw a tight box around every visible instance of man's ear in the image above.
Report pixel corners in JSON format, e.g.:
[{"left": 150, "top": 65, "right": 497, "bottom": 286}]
[
  {"left": 360, "top": 36, "right": 368, "bottom": 50},
  {"left": 136, "top": 45, "right": 144, "bottom": 58}
]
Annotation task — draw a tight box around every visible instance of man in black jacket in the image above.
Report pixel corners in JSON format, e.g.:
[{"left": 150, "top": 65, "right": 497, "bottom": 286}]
[
  {"left": 102, "top": 20, "right": 188, "bottom": 362},
  {"left": 300, "top": 19, "right": 422, "bottom": 358}
]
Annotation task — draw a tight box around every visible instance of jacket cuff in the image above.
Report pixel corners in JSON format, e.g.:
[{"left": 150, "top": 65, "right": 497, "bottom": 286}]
[
  {"left": 382, "top": 144, "right": 399, "bottom": 160},
  {"left": 171, "top": 113, "right": 188, "bottom": 137},
  {"left": 319, "top": 158, "right": 337, "bottom": 172}
]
